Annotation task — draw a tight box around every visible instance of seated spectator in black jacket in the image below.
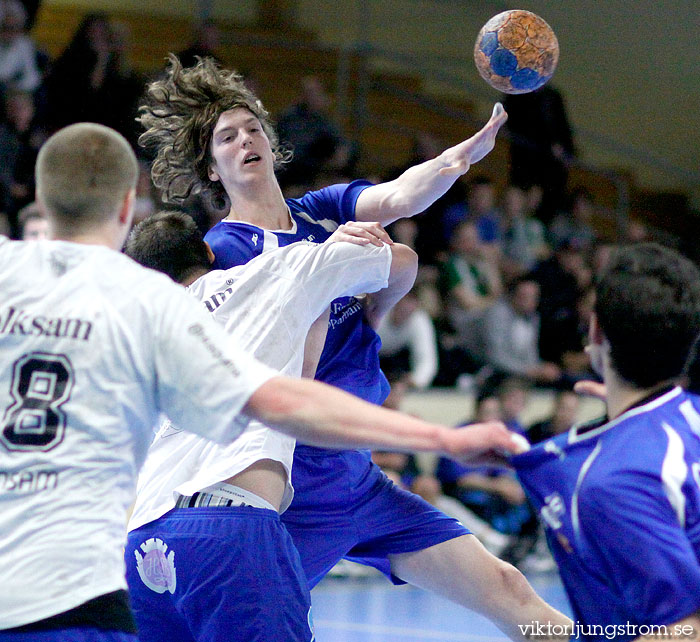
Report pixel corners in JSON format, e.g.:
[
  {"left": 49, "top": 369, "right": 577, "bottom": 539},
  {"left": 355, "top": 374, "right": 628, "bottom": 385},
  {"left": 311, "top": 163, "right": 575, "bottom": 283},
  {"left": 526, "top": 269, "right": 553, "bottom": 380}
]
[{"left": 527, "top": 389, "right": 580, "bottom": 444}]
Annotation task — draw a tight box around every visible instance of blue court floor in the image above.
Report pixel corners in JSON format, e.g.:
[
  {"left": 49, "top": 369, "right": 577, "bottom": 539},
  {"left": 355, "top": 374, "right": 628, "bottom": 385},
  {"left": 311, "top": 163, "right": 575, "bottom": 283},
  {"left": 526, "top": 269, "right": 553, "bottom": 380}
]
[{"left": 311, "top": 571, "right": 570, "bottom": 641}]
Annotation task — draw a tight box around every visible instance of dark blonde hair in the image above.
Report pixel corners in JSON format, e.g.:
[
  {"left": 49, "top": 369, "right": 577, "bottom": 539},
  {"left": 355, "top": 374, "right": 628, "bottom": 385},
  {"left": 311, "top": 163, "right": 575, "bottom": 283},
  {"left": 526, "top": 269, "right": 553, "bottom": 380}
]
[
  {"left": 36, "top": 122, "right": 138, "bottom": 232},
  {"left": 138, "top": 54, "right": 288, "bottom": 210}
]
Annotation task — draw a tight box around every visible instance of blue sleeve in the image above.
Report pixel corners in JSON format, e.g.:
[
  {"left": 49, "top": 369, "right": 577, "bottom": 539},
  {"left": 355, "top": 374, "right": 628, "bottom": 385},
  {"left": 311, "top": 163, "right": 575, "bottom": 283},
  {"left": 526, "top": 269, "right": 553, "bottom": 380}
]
[
  {"left": 580, "top": 472, "right": 700, "bottom": 626},
  {"left": 289, "top": 180, "right": 373, "bottom": 225},
  {"left": 204, "top": 223, "right": 263, "bottom": 270}
]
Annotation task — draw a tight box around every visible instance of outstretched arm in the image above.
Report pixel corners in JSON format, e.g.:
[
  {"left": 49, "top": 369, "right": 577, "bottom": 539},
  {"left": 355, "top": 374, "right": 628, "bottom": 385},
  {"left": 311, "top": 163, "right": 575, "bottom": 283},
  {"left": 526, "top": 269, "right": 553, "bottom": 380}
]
[
  {"left": 355, "top": 103, "right": 507, "bottom": 226},
  {"left": 245, "top": 375, "right": 527, "bottom": 459}
]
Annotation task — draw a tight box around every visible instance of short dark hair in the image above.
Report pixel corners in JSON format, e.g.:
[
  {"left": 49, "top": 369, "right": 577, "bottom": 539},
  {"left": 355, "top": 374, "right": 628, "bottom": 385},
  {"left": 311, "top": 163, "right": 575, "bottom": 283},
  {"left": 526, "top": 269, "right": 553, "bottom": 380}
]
[
  {"left": 124, "top": 211, "right": 211, "bottom": 283},
  {"left": 595, "top": 243, "right": 700, "bottom": 388}
]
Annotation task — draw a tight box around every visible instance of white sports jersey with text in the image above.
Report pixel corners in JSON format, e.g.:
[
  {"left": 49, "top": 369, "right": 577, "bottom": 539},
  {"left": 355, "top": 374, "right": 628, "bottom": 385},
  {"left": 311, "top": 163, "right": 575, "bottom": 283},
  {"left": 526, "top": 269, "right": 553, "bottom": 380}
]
[
  {"left": 0, "top": 237, "right": 275, "bottom": 628},
  {"left": 128, "top": 240, "right": 392, "bottom": 530}
]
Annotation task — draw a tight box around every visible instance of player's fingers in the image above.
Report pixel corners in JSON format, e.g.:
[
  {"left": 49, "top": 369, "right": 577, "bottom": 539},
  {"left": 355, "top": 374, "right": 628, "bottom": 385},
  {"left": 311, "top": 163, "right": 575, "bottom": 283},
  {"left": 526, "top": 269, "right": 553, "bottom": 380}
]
[
  {"left": 573, "top": 380, "right": 607, "bottom": 400},
  {"left": 342, "top": 227, "right": 384, "bottom": 246},
  {"left": 361, "top": 222, "right": 394, "bottom": 245},
  {"left": 334, "top": 232, "right": 371, "bottom": 245}
]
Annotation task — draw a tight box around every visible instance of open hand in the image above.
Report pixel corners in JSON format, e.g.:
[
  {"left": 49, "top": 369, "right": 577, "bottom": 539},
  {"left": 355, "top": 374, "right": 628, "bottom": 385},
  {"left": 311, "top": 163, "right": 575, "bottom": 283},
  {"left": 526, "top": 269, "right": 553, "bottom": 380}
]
[{"left": 326, "top": 221, "right": 394, "bottom": 247}]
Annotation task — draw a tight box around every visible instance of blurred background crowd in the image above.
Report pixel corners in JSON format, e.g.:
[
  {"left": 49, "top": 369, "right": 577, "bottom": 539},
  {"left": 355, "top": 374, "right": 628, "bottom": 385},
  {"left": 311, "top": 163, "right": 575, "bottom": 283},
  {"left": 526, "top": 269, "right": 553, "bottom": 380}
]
[{"left": 2, "top": 0, "right": 688, "bottom": 570}]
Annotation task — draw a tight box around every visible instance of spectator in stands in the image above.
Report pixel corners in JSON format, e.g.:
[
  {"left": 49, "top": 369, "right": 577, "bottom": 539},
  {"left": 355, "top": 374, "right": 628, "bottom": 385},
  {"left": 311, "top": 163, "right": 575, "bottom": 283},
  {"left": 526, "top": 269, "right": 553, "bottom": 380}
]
[
  {"left": 17, "top": 200, "right": 47, "bottom": 239},
  {"left": 276, "top": 75, "right": 354, "bottom": 192},
  {"left": 44, "top": 12, "right": 142, "bottom": 140},
  {"left": 481, "top": 277, "right": 561, "bottom": 386},
  {"left": 177, "top": 19, "right": 222, "bottom": 68},
  {"left": 378, "top": 287, "right": 439, "bottom": 389},
  {"left": 374, "top": 384, "right": 513, "bottom": 556},
  {"left": 465, "top": 176, "right": 502, "bottom": 253},
  {"left": 499, "top": 184, "right": 549, "bottom": 281},
  {"left": 527, "top": 389, "right": 580, "bottom": 444},
  {"left": 0, "top": 88, "right": 45, "bottom": 231},
  {"left": 440, "top": 220, "right": 502, "bottom": 334},
  {"left": 539, "top": 286, "right": 595, "bottom": 381},
  {"left": 504, "top": 85, "right": 576, "bottom": 222},
  {"left": 549, "top": 187, "right": 597, "bottom": 251},
  {"left": 436, "top": 220, "right": 503, "bottom": 384},
  {"left": 108, "top": 20, "right": 145, "bottom": 146},
  {"left": 0, "top": 0, "right": 40, "bottom": 93},
  {"left": 437, "top": 387, "right": 532, "bottom": 539},
  {"left": 530, "top": 237, "right": 591, "bottom": 364}
]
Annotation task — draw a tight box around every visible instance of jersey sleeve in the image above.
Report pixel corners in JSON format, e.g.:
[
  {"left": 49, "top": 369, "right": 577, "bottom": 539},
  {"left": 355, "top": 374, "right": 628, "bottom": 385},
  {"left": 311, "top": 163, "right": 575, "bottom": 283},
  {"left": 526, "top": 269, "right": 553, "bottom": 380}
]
[
  {"left": 151, "top": 283, "right": 277, "bottom": 445},
  {"left": 291, "top": 180, "right": 374, "bottom": 226},
  {"left": 204, "top": 223, "right": 263, "bottom": 270},
  {"left": 579, "top": 470, "right": 700, "bottom": 626},
  {"left": 284, "top": 241, "right": 391, "bottom": 313}
]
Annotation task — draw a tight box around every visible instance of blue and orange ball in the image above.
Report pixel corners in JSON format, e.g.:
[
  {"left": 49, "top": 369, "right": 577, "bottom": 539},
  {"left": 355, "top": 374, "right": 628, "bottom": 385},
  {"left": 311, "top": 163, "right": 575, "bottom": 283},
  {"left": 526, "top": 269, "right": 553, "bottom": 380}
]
[{"left": 474, "top": 10, "right": 559, "bottom": 94}]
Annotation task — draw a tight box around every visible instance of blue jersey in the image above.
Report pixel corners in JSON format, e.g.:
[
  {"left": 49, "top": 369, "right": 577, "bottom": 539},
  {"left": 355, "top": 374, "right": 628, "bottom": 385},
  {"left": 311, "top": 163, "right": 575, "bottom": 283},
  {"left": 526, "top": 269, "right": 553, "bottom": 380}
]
[
  {"left": 512, "top": 387, "right": 700, "bottom": 642},
  {"left": 204, "top": 180, "right": 390, "bottom": 406}
]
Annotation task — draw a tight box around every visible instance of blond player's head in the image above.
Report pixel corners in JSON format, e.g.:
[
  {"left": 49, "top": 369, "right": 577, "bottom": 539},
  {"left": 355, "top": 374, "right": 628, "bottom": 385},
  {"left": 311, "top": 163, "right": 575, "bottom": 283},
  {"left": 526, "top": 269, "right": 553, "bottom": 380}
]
[{"left": 36, "top": 123, "right": 139, "bottom": 240}]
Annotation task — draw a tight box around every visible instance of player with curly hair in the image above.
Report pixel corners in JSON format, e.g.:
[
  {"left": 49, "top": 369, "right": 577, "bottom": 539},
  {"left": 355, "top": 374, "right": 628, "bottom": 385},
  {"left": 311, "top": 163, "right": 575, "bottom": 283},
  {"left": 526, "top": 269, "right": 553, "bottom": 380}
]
[{"left": 135, "top": 55, "right": 570, "bottom": 641}]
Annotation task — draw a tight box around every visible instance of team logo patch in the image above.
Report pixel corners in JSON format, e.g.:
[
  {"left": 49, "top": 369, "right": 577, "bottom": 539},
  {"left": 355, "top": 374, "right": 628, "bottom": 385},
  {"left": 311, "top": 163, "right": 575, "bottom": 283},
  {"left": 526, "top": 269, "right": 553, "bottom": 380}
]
[{"left": 134, "top": 537, "right": 177, "bottom": 594}]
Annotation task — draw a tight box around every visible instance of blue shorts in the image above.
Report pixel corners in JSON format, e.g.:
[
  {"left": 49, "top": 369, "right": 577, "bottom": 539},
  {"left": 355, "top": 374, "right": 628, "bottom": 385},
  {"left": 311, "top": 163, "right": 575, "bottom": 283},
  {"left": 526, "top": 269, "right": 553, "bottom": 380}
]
[
  {"left": 124, "top": 507, "right": 314, "bottom": 642},
  {"left": 282, "top": 447, "right": 470, "bottom": 588},
  {"left": 0, "top": 630, "right": 136, "bottom": 642}
]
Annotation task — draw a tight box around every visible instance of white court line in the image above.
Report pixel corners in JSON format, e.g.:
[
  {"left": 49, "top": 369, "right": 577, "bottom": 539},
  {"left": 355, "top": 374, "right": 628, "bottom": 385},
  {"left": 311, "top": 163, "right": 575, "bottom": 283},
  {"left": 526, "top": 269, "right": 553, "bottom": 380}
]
[{"left": 314, "top": 620, "right": 508, "bottom": 641}]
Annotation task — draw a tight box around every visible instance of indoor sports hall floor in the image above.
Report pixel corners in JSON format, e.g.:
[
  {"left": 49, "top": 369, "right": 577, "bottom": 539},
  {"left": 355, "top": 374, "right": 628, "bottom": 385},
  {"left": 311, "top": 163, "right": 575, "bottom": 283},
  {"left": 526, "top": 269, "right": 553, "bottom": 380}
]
[{"left": 311, "top": 571, "right": 569, "bottom": 641}]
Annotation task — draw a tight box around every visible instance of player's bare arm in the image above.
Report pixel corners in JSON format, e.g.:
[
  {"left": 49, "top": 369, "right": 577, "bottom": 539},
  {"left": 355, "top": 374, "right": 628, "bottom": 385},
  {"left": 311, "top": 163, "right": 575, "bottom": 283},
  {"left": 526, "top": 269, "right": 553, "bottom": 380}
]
[
  {"left": 245, "top": 375, "right": 525, "bottom": 458},
  {"left": 354, "top": 103, "right": 507, "bottom": 226},
  {"left": 301, "top": 308, "right": 330, "bottom": 379}
]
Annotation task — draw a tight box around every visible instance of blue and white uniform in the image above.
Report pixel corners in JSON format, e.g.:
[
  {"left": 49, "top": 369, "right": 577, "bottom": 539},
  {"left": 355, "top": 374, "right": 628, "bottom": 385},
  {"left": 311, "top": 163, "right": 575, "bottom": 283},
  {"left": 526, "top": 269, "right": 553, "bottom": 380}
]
[
  {"left": 205, "top": 182, "right": 469, "bottom": 587},
  {"left": 125, "top": 240, "right": 392, "bottom": 642},
  {"left": 511, "top": 386, "right": 700, "bottom": 642}
]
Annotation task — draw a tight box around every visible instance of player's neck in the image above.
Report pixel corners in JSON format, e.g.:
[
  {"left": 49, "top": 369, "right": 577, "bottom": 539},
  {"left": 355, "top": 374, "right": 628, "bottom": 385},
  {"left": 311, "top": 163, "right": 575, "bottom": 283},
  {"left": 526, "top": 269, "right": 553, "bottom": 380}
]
[
  {"left": 181, "top": 266, "right": 210, "bottom": 287},
  {"left": 51, "top": 227, "right": 124, "bottom": 251},
  {"left": 224, "top": 182, "right": 291, "bottom": 230},
  {"left": 604, "top": 367, "right": 675, "bottom": 420}
]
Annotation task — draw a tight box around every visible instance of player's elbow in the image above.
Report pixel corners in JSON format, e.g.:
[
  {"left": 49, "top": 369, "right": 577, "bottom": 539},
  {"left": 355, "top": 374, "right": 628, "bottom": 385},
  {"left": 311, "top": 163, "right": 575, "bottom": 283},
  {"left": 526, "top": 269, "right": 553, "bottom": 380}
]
[{"left": 389, "top": 243, "right": 418, "bottom": 285}]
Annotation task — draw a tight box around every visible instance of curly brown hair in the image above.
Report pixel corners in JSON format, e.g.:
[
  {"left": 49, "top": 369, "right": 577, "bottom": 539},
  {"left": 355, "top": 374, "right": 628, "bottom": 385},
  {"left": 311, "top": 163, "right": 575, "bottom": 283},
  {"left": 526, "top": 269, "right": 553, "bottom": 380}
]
[{"left": 138, "top": 54, "right": 289, "bottom": 209}]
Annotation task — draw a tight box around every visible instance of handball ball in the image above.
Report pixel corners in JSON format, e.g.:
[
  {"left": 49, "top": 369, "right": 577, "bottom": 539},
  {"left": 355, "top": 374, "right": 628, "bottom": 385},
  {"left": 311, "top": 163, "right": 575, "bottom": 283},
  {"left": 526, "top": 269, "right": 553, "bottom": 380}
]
[{"left": 474, "top": 10, "right": 559, "bottom": 94}]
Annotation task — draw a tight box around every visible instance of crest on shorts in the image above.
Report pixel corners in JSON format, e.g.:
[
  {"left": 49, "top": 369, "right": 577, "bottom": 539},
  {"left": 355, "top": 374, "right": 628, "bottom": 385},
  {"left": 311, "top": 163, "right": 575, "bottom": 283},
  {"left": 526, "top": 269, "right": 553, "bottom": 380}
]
[{"left": 134, "top": 537, "right": 177, "bottom": 594}]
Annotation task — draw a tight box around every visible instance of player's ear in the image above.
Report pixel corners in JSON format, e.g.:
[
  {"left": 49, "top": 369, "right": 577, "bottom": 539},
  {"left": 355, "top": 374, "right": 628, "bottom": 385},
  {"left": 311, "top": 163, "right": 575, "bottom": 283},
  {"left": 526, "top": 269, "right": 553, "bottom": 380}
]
[
  {"left": 203, "top": 241, "right": 215, "bottom": 264},
  {"left": 119, "top": 188, "right": 135, "bottom": 227},
  {"left": 208, "top": 163, "right": 220, "bottom": 182}
]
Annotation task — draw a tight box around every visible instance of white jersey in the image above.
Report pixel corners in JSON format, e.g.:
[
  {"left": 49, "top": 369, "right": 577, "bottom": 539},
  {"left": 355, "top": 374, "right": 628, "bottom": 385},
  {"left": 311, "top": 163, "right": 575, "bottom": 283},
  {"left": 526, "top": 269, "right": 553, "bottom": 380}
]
[
  {"left": 128, "top": 240, "right": 391, "bottom": 530},
  {"left": 0, "top": 237, "right": 276, "bottom": 629}
]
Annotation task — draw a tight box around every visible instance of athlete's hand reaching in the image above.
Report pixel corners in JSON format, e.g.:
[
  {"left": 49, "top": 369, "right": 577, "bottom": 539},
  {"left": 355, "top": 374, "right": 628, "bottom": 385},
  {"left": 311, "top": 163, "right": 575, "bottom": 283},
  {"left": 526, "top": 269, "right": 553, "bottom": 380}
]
[
  {"left": 573, "top": 380, "right": 607, "bottom": 400},
  {"left": 326, "top": 221, "right": 394, "bottom": 247},
  {"left": 441, "top": 421, "right": 530, "bottom": 467},
  {"left": 438, "top": 103, "right": 508, "bottom": 177}
]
